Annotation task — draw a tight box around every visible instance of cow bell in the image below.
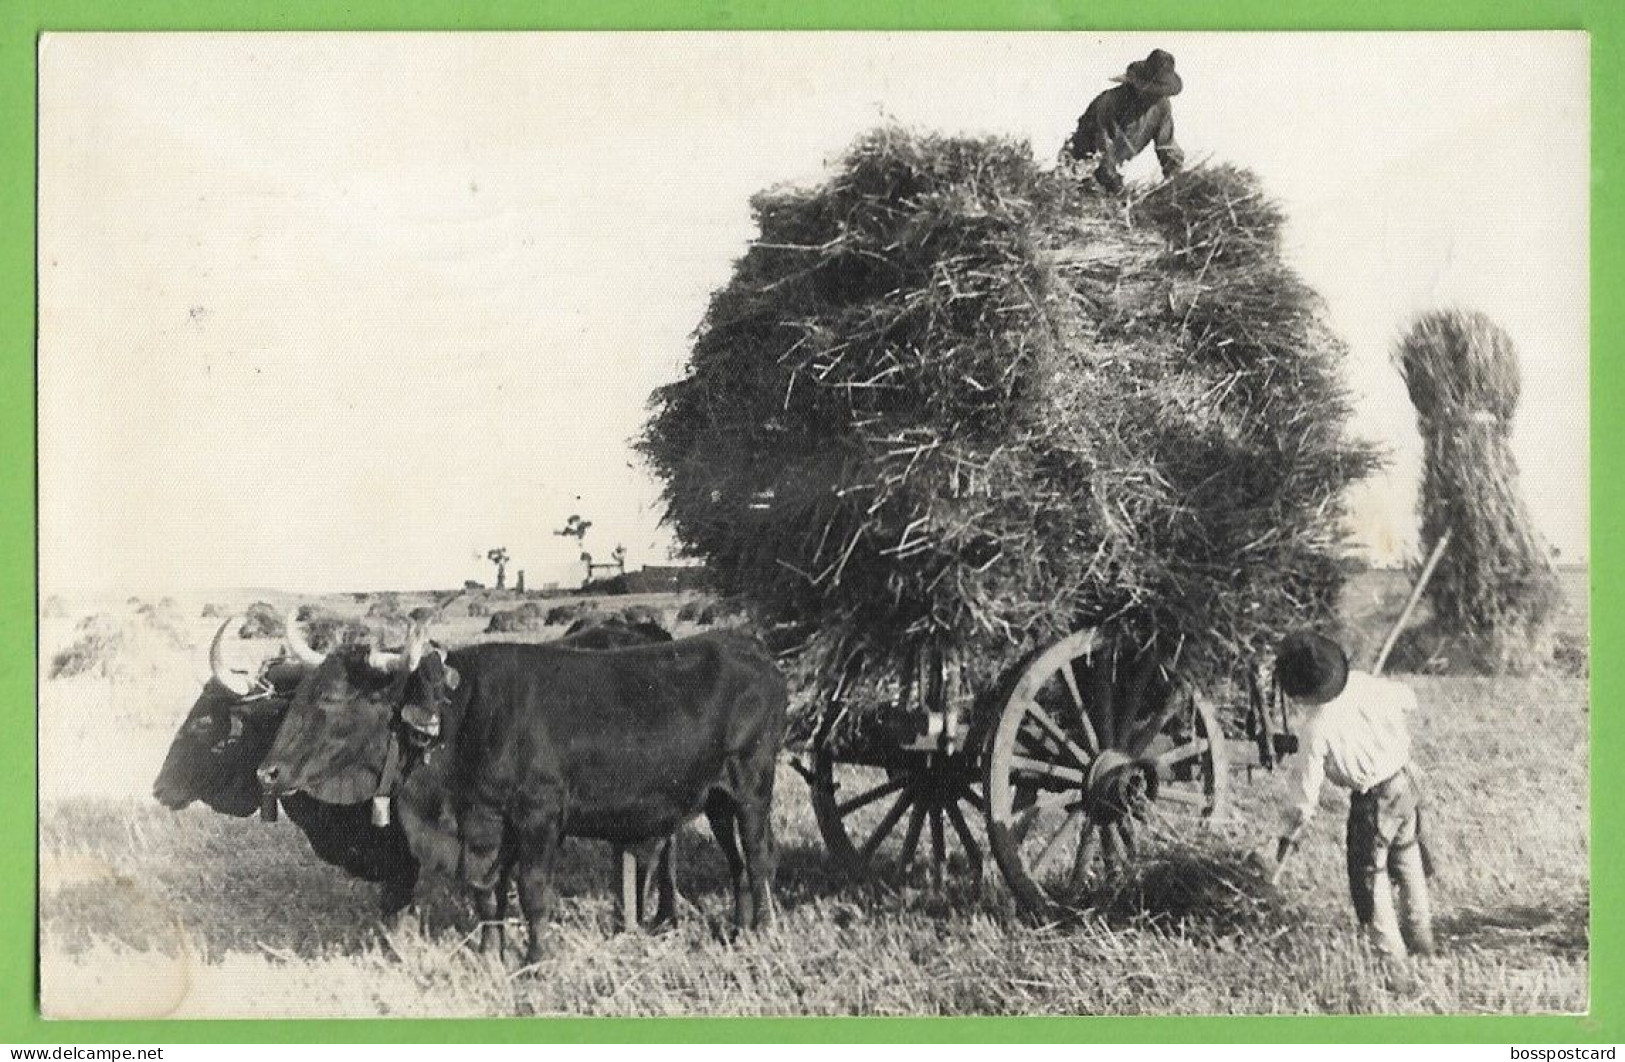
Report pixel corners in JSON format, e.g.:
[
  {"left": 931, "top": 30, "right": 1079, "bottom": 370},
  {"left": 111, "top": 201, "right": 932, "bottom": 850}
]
[
  {"left": 260, "top": 794, "right": 280, "bottom": 822},
  {"left": 371, "top": 795, "right": 392, "bottom": 828}
]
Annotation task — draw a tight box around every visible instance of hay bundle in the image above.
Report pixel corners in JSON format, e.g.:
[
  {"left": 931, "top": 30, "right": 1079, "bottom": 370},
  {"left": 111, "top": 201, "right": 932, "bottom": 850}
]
[
  {"left": 640, "top": 127, "right": 1378, "bottom": 721},
  {"left": 1083, "top": 833, "right": 1304, "bottom": 939},
  {"left": 49, "top": 610, "right": 191, "bottom": 680},
  {"left": 543, "top": 602, "right": 598, "bottom": 628},
  {"left": 238, "top": 602, "right": 284, "bottom": 640},
  {"left": 294, "top": 606, "right": 372, "bottom": 652},
  {"left": 487, "top": 602, "right": 547, "bottom": 634},
  {"left": 365, "top": 593, "right": 403, "bottom": 620},
  {"left": 1394, "top": 310, "right": 1561, "bottom": 673},
  {"left": 617, "top": 604, "right": 664, "bottom": 627}
]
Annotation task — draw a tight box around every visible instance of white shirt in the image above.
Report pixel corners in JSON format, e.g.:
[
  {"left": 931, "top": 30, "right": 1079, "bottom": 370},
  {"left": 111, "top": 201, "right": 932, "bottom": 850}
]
[{"left": 1280, "top": 670, "right": 1417, "bottom": 842}]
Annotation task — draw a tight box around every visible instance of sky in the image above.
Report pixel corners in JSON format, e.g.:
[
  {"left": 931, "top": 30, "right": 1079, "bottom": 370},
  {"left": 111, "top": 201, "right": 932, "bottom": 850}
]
[{"left": 38, "top": 32, "right": 1590, "bottom": 595}]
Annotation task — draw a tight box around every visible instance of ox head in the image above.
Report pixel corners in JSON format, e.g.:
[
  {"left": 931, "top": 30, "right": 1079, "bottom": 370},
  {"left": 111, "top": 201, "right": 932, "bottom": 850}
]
[
  {"left": 256, "top": 607, "right": 455, "bottom": 803},
  {"left": 151, "top": 615, "right": 317, "bottom": 815}
]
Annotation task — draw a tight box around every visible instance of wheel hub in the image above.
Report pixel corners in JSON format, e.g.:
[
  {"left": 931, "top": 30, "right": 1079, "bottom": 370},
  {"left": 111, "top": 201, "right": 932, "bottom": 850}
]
[{"left": 1084, "top": 749, "right": 1159, "bottom": 824}]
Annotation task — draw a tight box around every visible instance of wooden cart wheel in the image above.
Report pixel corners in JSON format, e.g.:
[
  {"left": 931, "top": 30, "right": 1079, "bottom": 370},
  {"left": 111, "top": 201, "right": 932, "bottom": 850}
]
[
  {"left": 983, "top": 629, "right": 1228, "bottom": 915},
  {"left": 809, "top": 742, "right": 986, "bottom": 888}
]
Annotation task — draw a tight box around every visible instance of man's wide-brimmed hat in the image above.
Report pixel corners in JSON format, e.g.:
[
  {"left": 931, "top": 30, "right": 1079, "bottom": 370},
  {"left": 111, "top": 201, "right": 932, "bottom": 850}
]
[
  {"left": 1111, "top": 48, "right": 1183, "bottom": 96},
  {"left": 1275, "top": 631, "right": 1349, "bottom": 705}
]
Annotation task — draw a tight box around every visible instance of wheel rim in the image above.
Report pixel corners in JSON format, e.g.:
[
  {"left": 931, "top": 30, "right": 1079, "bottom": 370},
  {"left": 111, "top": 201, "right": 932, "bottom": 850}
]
[
  {"left": 983, "top": 630, "right": 1228, "bottom": 915},
  {"left": 810, "top": 743, "right": 986, "bottom": 887}
]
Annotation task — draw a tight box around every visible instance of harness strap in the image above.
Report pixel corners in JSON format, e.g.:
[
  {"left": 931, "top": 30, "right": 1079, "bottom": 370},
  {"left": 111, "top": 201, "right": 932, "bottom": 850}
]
[{"left": 371, "top": 729, "right": 405, "bottom": 827}]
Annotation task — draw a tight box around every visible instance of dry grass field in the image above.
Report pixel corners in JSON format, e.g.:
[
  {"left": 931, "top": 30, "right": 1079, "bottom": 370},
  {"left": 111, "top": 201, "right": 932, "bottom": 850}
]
[{"left": 37, "top": 571, "right": 1589, "bottom": 1018}]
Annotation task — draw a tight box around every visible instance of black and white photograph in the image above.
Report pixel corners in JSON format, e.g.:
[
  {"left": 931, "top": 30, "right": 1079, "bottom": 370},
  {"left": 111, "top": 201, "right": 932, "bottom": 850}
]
[{"left": 37, "top": 31, "right": 1588, "bottom": 1018}]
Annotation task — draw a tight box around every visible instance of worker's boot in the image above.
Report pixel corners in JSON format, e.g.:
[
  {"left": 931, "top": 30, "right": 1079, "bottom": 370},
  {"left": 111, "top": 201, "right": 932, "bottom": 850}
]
[{"left": 1392, "top": 843, "right": 1436, "bottom": 956}]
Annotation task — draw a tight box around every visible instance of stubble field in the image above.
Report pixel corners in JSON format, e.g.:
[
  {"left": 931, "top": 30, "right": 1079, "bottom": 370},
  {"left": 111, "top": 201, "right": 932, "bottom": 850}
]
[{"left": 37, "top": 571, "right": 1589, "bottom": 1018}]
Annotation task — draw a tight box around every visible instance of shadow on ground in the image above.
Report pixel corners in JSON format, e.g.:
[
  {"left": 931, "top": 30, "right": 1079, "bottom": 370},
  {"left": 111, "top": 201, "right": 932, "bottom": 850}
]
[
  {"left": 1435, "top": 900, "right": 1589, "bottom": 958},
  {"left": 41, "top": 803, "right": 872, "bottom": 960}
]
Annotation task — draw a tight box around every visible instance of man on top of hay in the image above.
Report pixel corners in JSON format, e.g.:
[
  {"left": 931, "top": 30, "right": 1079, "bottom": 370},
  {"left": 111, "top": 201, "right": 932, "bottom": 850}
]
[
  {"left": 1258, "top": 631, "right": 1437, "bottom": 960},
  {"left": 1063, "top": 48, "right": 1186, "bottom": 195}
]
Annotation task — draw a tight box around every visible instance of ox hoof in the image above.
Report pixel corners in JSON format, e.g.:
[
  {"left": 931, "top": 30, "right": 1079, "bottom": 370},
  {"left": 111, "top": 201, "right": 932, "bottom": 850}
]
[{"left": 380, "top": 907, "right": 420, "bottom": 934}]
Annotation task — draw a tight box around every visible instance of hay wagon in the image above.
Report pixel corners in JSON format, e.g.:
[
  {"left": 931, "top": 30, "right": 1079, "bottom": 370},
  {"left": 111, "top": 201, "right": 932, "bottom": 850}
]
[
  {"left": 637, "top": 130, "right": 1376, "bottom": 916},
  {"left": 797, "top": 633, "right": 1298, "bottom": 915}
]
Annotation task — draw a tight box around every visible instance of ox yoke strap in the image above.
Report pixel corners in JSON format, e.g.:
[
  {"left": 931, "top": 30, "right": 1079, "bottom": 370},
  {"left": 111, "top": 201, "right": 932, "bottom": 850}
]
[{"left": 375, "top": 727, "right": 406, "bottom": 803}]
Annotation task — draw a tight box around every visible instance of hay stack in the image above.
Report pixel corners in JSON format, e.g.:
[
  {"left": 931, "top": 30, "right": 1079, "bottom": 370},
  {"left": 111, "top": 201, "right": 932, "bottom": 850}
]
[
  {"left": 1394, "top": 309, "right": 1561, "bottom": 673},
  {"left": 49, "top": 609, "right": 191, "bottom": 680},
  {"left": 238, "top": 602, "right": 284, "bottom": 640},
  {"left": 640, "top": 128, "right": 1378, "bottom": 720},
  {"left": 487, "top": 602, "right": 547, "bottom": 634},
  {"left": 365, "top": 593, "right": 403, "bottom": 620},
  {"left": 543, "top": 602, "right": 598, "bottom": 628}
]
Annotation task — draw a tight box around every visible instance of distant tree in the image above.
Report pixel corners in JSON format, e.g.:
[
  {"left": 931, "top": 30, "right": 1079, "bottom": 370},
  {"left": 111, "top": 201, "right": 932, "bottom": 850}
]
[
  {"left": 555, "top": 514, "right": 593, "bottom": 543},
  {"left": 516, "top": 570, "right": 526, "bottom": 594},
  {"left": 487, "top": 547, "right": 510, "bottom": 590}
]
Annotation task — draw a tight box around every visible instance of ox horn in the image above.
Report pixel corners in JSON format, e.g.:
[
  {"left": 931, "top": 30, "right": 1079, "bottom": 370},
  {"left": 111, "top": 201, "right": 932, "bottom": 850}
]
[
  {"left": 367, "top": 645, "right": 407, "bottom": 672},
  {"left": 209, "top": 616, "right": 256, "bottom": 697},
  {"left": 367, "top": 619, "right": 406, "bottom": 672},
  {"left": 404, "top": 615, "right": 434, "bottom": 673},
  {"left": 283, "top": 607, "right": 328, "bottom": 668}
]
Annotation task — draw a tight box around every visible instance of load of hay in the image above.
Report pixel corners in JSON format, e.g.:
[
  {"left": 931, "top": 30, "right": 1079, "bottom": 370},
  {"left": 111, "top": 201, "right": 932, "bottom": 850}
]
[
  {"left": 1393, "top": 309, "right": 1562, "bottom": 674},
  {"left": 640, "top": 128, "right": 1379, "bottom": 727}
]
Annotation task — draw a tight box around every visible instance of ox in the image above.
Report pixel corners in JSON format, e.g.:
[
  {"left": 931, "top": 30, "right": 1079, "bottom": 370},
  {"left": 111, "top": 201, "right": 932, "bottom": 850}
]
[
  {"left": 151, "top": 614, "right": 424, "bottom": 914},
  {"left": 256, "top": 622, "right": 787, "bottom": 963},
  {"left": 152, "top": 609, "right": 674, "bottom": 923}
]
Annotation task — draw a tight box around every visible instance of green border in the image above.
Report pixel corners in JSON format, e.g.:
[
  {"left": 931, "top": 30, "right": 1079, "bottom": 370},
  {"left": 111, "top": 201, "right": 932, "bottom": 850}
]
[{"left": 5, "top": 0, "right": 1615, "bottom": 1043}]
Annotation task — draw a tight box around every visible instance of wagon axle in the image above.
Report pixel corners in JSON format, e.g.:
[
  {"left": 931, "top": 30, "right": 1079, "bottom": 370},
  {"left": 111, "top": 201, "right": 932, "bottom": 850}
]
[{"left": 1083, "top": 750, "right": 1159, "bottom": 825}]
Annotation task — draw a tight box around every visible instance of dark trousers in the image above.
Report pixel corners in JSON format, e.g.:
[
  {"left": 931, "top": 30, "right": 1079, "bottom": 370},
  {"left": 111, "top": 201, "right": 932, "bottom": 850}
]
[{"left": 1346, "top": 766, "right": 1436, "bottom": 956}]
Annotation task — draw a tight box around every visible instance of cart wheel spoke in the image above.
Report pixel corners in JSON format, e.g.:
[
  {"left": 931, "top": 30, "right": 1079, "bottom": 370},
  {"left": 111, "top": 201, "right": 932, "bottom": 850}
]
[
  {"left": 836, "top": 774, "right": 909, "bottom": 816},
  {"left": 1116, "top": 819, "right": 1138, "bottom": 861},
  {"left": 1153, "top": 737, "right": 1209, "bottom": 772},
  {"left": 1069, "top": 824, "right": 1101, "bottom": 887},
  {"left": 1010, "top": 755, "right": 1085, "bottom": 786},
  {"left": 897, "top": 798, "right": 929, "bottom": 870},
  {"left": 1101, "top": 820, "right": 1125, "bottom": 870},
  {"left": 859, "top": 789, "right": 915, "bottom": 862},
  {"left": 1022, "top": 701, "right": 1094, "bottom": 770},
  {"left": 1011, "top": 790, "right": 1081, "bottom": 837},
  {"left": 1057, "top": 662, "right": 1102, "bottom": 755},
  {"left": 1155, "top": 786, "right": 1208, "bottom": 808},
  {"left": 944, "top": 798, "right": 983, "bottom": 877},
  {"left": 1032, "top": 808, "right": 1085, "bottom": 874},
  {"left": 929, "top": 807, "right": 947, "bottom": 888}
]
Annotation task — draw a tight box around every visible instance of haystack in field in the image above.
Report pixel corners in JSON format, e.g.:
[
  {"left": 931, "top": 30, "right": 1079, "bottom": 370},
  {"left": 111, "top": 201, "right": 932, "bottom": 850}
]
[
  {"left": 640, "top": 128, "right": 1379, "bottom": 723},
  {"left": 238, "top": 602, "right": 284, "bottom": 640},
  {"left": 49, "top": 609, "right": 192, "bottom": 680},
  {"left": 1394, "top": 309, "right": 1562, "bottom": 674},
  {"left": 487, "top": 602, "right": 547, "bottom": 634}
]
